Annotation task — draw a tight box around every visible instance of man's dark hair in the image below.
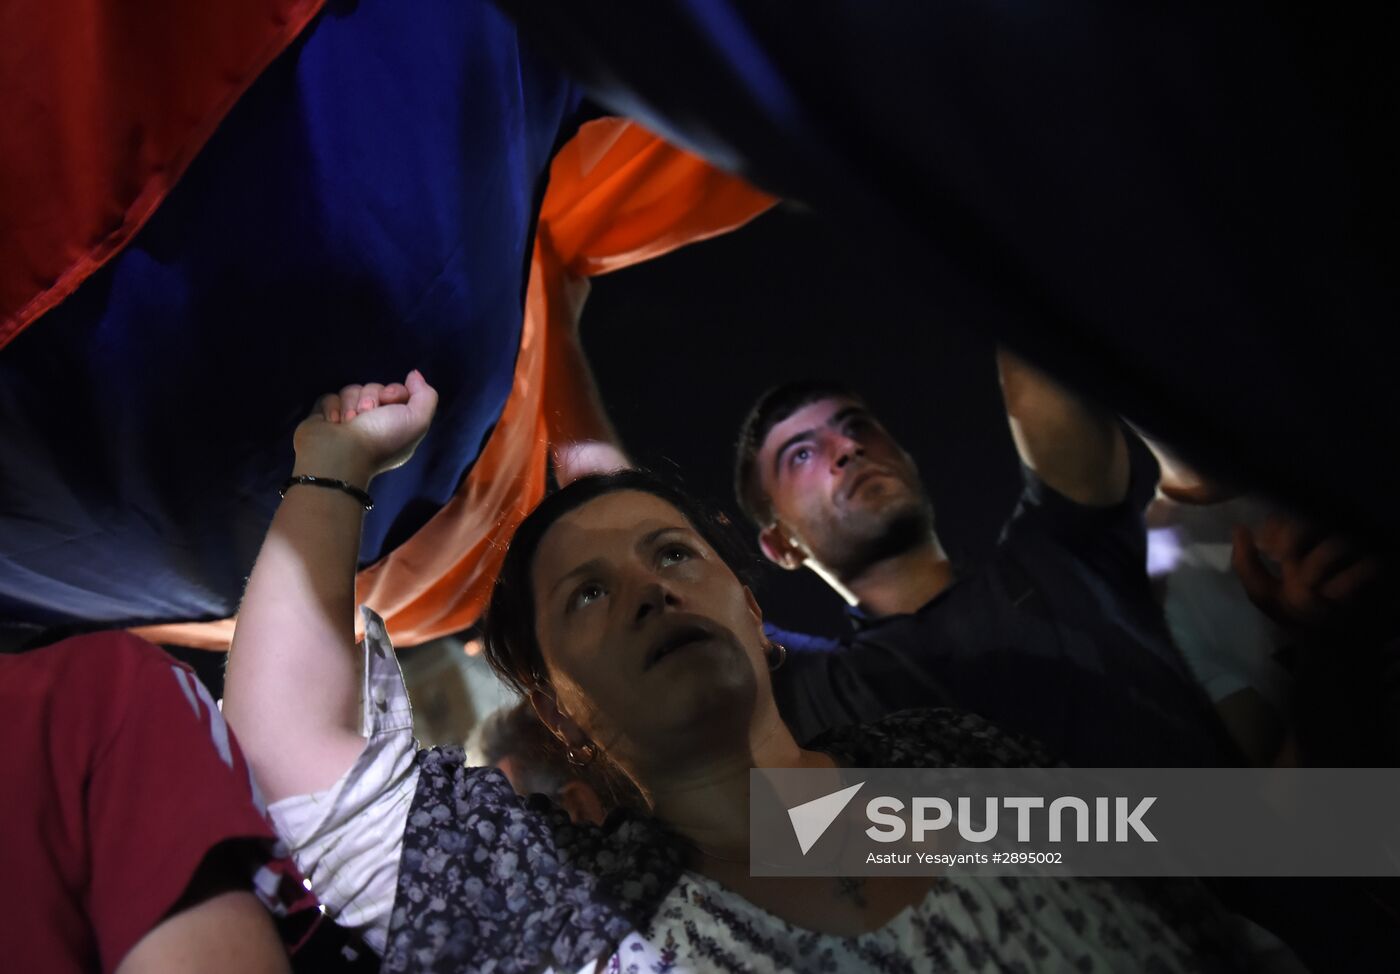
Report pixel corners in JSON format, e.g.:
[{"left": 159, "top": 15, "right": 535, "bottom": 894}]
[
  {"left": 475, "top": 701, "right": 571, "bottom": 797},
  {"left": 476, "top": 699, "right": 634, "bottom": 814},
  {"left": 733, "top": 379, "right": 864, "bottom": 527}
]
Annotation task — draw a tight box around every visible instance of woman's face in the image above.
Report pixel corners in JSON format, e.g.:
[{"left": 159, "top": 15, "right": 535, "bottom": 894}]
[{"left": 529, "top": 490, "right": 773, "bottom": 775}]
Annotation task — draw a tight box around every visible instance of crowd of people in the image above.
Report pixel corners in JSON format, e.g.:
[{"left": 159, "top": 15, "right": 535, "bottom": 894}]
[
  {"left": 4, "top": 4, "right": 1397, "bottom": 973},
  {"left": 7, "top": 356, "right": 1396, "bottom": 971}
]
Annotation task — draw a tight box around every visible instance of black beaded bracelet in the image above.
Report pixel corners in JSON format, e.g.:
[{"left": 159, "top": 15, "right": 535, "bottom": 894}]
[{"left": 279, "top": 475, "right": 375, "bottom": 511}]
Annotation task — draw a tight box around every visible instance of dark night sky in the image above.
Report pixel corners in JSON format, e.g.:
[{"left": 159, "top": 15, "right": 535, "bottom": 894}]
[{"left": 582, "top": 203, "right": 1027, "bottom": 635}]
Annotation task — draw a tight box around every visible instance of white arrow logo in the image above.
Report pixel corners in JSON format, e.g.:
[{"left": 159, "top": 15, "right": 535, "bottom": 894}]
[{"left": 787, "top": 781, "right": 865, "bottom": 855}]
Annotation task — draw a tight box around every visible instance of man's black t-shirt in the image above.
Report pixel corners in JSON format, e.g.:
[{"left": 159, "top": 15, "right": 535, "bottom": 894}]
[{"left": 768, "top": 439, "right": 1238, "bottom": 766}]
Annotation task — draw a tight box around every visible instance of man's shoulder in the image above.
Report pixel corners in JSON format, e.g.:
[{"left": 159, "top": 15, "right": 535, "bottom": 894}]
[
  {"left": 1002, "top": 430, "right": 1158, "bottom": 535},
  {"left": 3, "top": 630, "right": 171, "bottom": 676},
  {"left": 764, "top": 577, "right": 999, "bottom": 655},
  {"left": 810, "top": 708, "right": 1054, "bottom": 768},
  {"left": 0, "top": 631, "right": 179, "bottom": 734},
  {"left": 763, "top": 603, "right": 969, "bottom": 652},
  {"left": 763, "top": 621, "right": 846, "bottom": 655},
  {"left": 863, "top": 571, "right": 1008, "bottom": 637},
  {"left": 990, "top": 434, "right": 1159, "bottom": 589}
]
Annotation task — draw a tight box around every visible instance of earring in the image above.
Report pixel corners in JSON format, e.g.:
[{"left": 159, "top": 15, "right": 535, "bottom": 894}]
[
  {"left": 767, "top": 641, "right": 788, "bottom": 671},
  {"left": 565, "top": 740, "right": 598, "bottom": 769}
]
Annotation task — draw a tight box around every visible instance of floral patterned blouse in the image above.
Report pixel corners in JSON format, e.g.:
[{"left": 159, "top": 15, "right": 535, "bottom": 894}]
[
  {"left": 604, "top": 868, "right": 1296, "bottom": 974},
  {"left": 269, "top": 610, "right": 1300, "bottom": 974}
]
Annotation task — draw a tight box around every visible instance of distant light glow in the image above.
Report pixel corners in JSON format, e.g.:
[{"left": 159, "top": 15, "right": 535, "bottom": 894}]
[{"left": 1147, "top": 526, "right": 1185, "bottom": 577}]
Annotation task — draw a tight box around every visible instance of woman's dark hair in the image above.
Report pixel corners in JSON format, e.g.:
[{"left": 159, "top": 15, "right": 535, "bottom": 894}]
[
  {"left": 482, "top": 470, "right": 756, "bottom": 814},
  {"left": 483, "top": 468, "right": 755, "bottom": 699}
]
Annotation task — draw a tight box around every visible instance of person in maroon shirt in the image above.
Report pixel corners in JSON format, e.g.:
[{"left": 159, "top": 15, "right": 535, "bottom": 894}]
[{"left": 0, "top": 631, "right": 316, "bottom": 973}]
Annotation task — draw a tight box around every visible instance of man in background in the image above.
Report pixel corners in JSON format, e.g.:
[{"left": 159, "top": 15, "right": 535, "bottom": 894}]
[
  {"left": 474, "top": 701, "right": 609, "bottom": 825},
  {"left": 734, "top": 349, "right": 1237, "bottom": 766}
]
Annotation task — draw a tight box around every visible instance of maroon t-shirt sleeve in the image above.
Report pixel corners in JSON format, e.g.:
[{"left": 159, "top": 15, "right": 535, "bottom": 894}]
[{"left": 80, "top": 634, "right": 313, "bottom": 972}]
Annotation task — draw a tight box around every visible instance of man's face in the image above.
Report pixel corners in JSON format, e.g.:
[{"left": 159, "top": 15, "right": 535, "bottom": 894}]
[{"left": 755, "top": 397, "right": 933, "bottom": 578}]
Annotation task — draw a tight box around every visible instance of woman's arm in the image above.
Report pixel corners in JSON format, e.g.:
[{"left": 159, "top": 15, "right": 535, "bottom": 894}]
[{"left": 222, "top": 372, "right": 437, "bottom": 803}]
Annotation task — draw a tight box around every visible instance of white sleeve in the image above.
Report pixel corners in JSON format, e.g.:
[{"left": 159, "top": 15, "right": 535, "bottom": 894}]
[{"left": 267, "top": 607, "right": 419, "bottom": 955}]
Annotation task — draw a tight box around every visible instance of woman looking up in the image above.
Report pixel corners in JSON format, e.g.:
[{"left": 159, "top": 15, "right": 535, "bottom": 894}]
[{"left": 222, "top": 372, "right": 1293, "bottom": 973}]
